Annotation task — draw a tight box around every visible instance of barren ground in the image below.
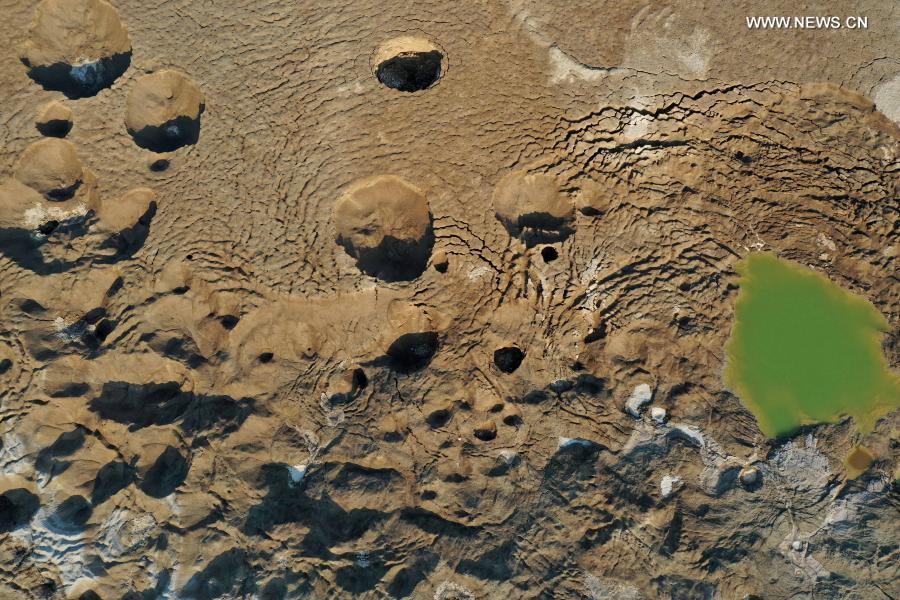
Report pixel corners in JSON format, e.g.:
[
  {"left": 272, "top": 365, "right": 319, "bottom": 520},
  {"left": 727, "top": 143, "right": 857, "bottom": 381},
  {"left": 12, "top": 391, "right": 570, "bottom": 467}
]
[{"left": 0, "top": 1, "right": 898, "bottom": 599}]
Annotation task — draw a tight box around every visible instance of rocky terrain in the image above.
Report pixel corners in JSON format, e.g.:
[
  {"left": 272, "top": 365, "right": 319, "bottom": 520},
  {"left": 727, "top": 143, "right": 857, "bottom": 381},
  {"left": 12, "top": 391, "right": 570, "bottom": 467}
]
[{"left": 0, "top": 1, "right": 898, "bottom": 599}]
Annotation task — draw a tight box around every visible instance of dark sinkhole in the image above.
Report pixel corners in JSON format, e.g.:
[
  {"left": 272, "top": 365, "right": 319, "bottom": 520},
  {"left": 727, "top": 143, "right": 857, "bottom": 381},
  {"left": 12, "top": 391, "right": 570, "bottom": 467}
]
[
  {"left": 494, "top": 346, "right": 524, "bottom": 373},
  {"left": 376, "top": 51, "right": 442, "bottom": 92},
  {"left": 541, "top": 246, "right": 559, "bottom": 263}
]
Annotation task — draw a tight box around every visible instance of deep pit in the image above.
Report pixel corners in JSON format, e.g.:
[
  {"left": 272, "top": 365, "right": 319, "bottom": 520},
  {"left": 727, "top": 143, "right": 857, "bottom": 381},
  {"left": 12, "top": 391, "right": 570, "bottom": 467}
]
[
  {"left": 493, "top": 346, "right": 525, "bottom": 373},
  {"left": 373, "top": 37, "right": 444, "bottom": 92}
]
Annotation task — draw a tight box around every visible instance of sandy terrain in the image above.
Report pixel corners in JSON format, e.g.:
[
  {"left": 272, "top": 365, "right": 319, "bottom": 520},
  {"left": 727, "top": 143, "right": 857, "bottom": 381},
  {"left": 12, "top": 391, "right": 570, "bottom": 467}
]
[{"left": 0, "top": 1, "right": 898, "bottom": 598}]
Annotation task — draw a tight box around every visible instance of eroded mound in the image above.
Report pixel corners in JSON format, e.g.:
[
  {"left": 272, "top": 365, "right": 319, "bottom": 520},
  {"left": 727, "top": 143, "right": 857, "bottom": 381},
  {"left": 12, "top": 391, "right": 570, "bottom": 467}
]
[
  {"left": 97, "top": 187, "right": 157, "bottom": 232},
  {"left": 20, "top": 0, "right": 131, "bottom": 98},
  {"left": 14, "top": 138, "right": 85, "bottom": 201},
  {"left": 49, "top": 495, "right": 91, "bottom": 531},
  {"left": 0, "top": 139, "right": 155, "bottom": 274},
  {"left": 492, "top": 170, "right": 574, "bottom": 246},
  {"left": 379, "top": 301, "right": 441, "bottom": 372},
  {"left": 125, "top": 70, "right": 205, "bottom": 152},
  {"left": 374, "top": 37, "right": 444, "bottom": 92},
  {"left": 333, "top": 175, "right": 433, "bottom": 280}
]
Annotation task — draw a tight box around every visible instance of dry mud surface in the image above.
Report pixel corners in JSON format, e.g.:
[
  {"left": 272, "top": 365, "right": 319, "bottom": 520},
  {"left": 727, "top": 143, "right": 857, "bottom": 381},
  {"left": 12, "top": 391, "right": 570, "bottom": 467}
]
[{"left": 0, "top": 1, "right": 898, "bottom": 599}]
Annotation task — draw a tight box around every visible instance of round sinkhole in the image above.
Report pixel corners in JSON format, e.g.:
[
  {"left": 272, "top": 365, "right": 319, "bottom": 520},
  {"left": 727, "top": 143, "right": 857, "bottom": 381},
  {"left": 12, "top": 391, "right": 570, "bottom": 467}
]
[
  {"left": 351, "top": 368, "right": 368, "bottom": 390},
  {"left": 93, "top": 319, "right": 115, "bottom": 342},
  {"left": 473, "top": 421, "right": 497, "bottom": 441},
  {"left": 433, "top": 253, "right": 449, "bottom": 273},
  {"left": 502, "top": 413, "right": 522, "bottom": 427},
  {"left": 386, "top": 331, "right": 439, "bottom": 372},
  {"left": 734, "top": 150, "right": 753, "bottom": 164},
  {"left": 541, "top": 246, "right": 559, "bottom": 263},
  {"left": 455, "top": 398, "right": 471, "bottom": 411},
  {"left": 426, "top": 408, "right": 451, "bottom": 429},
  {"left": 38, "top": 220, "right": 59, "bottom": 235},
  {"left": 373, "top": 37, "right": 445, "bottom": 92},
  {"left": 493, "top": 346, "right": 525, "bottom": 373},
  {"left": 149, "top": 158, "right": 170, "bottom": 172},
  {"left": 219, "top": 315, "right": 240, "bottom": 330}
]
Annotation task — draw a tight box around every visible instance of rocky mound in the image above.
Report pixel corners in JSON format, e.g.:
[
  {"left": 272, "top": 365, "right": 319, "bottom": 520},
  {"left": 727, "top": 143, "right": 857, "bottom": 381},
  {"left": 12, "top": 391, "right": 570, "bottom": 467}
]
[
  {"left": 333, "top": 175, "right": 433, "bottom": 280},
  {"left": 19, "top": 0, "right": 131, "bottom": 98},
  {"left": 492, "top": 170, "right": 574, "bottom": 246},
  {"left": 0, "top": 486, "right": 40, "bottom": 532},
  {"left": 96, "top": 187, "right": 156, "bottom": 233},
  {"left": 125, "top": 70, "right": 205, "bottom": 152},
  {"left": 0, "top": 140, "right": 155, "bottom": 273}
]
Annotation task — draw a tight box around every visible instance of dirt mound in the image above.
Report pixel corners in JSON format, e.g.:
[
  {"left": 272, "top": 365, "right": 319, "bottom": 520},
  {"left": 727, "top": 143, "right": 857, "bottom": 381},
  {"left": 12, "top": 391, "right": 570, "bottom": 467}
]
[
  {"left": 35, "top": 101, "right": 73, "bottom": 138},
  {"left": 333, "top": 175, "right": 434, "bottom": 280},
  {"left": 125, "top": 70, "right": 205, "bottom": 152},
  {"left": 19, "top": 0, "right": 131, "bottom": 98}
]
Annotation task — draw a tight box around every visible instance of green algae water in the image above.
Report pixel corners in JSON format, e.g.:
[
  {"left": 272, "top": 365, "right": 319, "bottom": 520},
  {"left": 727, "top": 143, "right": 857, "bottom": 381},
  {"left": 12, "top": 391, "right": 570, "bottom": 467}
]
[{"left": 725, "top": 253, "right": 900, "bottom": 438}]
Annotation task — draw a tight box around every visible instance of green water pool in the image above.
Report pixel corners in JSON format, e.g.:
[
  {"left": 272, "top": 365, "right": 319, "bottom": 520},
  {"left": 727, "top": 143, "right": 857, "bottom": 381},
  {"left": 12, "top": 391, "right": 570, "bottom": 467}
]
[{"left": 725, "top": 253, "right": 900, "bottom": 438}]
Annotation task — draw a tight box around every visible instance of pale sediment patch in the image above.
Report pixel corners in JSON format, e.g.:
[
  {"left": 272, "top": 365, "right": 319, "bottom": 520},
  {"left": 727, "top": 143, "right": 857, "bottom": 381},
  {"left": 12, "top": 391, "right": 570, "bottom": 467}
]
[
  {"left": 779, "top": 533, "right": 831, "bottom": 583},
  {"left": 622, "top": 6, "right": 712, "bottom": 79},
  {"left": 23, "top": 202, "right": 88, "bottom": 233},
  {"left": 69, "top": 60, "right": 106, "bottom": 86},
  {"left": 873, "top": 73, "right": 900, "bottom": 124},
  {"left": 585, "top": 574, "right": 644, "bottom": 600},
  {"left": 763, "top": 434, "right": 831, "bottom": 494},
  {"left": 53, "top": 315, "right": 86, "bottom": 342},
  {"left": 557, "top": 436, "right": 595, "bottom": 450},
  {"left": 11, "top": 506, "right": 91, "bottom": 595},
  {"left": 624, "top": 383, "right": 653, "bottom": 417},
  {"left": 823, "top": 476, "right": 889, "bottom": 530},
  {"left": 101, "top": 509, "right": 158, "bottom": 559},
  {"left": 287, "top": 463, "right": 307, "bottom": 485},
  {"left": 434, "top": 581, "right": 475, "bottom": 600},
  {"left": 548, "top": 45, "right": 610, "bottom": 85},
  {"left": 622, "top": 416, "right": 745, "bottom": 495},
  {"left": 660, "top": 474, "right": 682, "bottom": 498},
  {"left": 0, "top": 432, "right": 31, "bottom": 475}
]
